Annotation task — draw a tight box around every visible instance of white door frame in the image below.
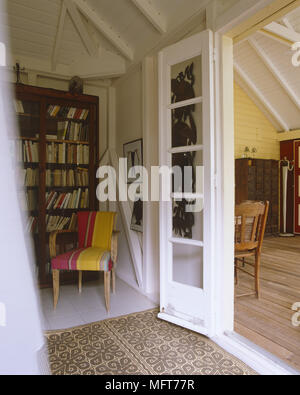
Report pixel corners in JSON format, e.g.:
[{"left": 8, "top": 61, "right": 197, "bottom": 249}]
[{"left": 212, "top": 2, "right": 300, "bottom": 375}]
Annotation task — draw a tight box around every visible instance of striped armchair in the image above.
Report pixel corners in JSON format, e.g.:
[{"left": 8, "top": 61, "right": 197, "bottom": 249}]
[{"left": 50, "top": 212, "right": 118, "bottom": 312}]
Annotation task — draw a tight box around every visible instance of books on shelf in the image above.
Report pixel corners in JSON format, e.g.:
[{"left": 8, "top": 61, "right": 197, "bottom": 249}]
[
  {"left": 26, "top": 216, "right": 38, "bottom": 234},
  {"left": 46, "top": 142, "right": 89, "bottom": 165},
  {"left": 45, "top": 188, "right": 89, "bottom": 210},
  {"left": 47, "top": 105, "right": 89, "bottom": 120},
  {"left": 25, "top": 190, "right": 38, "bottom": 211},
  {"left": 14, "top": 100, "right": 24, "bottom": 114},
  {"left": 46, "top": 213, "right": 78, "bottom": 233},
  {"left": 46, "top": 168, "right": 89, "bottom": 187},
  {"left": 13, "top": 140, "right": 39, "bottom": 163},
  {"left": 19, "top": 168, "right": 39, "bottom": 187},
  {"left": 57, "top": 121, "right": 89, "bottom": 141}
]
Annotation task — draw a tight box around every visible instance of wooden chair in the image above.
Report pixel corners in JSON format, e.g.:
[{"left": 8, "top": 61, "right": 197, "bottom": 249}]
[
  {"left": 234, "top": 201, "right": 269, "bottom": 298},
  {"left": 50, "top": 212, "right": 119, "bottom": 312}
]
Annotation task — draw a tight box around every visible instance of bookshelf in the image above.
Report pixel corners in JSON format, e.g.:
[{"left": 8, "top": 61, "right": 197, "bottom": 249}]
[{"left": 13, "top": 84, "right": 99, "bottom": 287}]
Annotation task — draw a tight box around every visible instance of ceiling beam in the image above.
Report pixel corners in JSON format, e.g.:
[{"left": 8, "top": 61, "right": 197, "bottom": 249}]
[
  {"left": 262, "top": 22, "right": 300, "bottom": 44},
  {"left": 282, "top": 16, "right": 295, "bottom": 31},
  {"left": 248, "top": 37, "right": 300, "bottom": 110},
  {"left": 131, "top": 0, "right": 166, "bottom": 34},
  {"left": 52, "top": 1, "right": 67, "bottom": 71},
  {"left": 234, "top": 61, "right": 290, "bottom": 132},
  {"left": 8, "top": 52, "right": 125, "bottom": 81},
  {"left": 64, "top": 0, "right": 97, "bottom": 57},
  {"left": 72, "top": 0, "right": 134, "bottom": 61}
]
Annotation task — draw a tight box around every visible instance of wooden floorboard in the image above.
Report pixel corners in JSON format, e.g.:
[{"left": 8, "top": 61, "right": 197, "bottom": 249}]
[{"left": 235, "top": 236, "right": 300, "bottom": 372}]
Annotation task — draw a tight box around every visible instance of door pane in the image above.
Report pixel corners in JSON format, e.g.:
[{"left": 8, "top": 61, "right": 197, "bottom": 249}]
[
  {"left": 172, "top": 103, "right": 203, "bottom": 148},
  {"left": 172, "top": 198, "right": 203, "bottom": 240},
  {"left": 171, "top": 55, "right": 202, "bottom": 102},
  {"left": 173, "top": 244, "right": 203, "bottom": 289}
]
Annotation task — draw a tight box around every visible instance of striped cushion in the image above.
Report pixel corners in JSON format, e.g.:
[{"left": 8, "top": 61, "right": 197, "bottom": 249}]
[
  {"left": 52, "top": 247, "right": 113, "bottom": 272},
  {"left": 51, "top": 211, "right": 116, "bottom": 273}
]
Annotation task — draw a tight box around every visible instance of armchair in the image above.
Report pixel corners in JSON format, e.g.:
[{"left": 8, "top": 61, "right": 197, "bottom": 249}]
[{"left": 50, "top": 212, "right": 119, "bottom": 312}]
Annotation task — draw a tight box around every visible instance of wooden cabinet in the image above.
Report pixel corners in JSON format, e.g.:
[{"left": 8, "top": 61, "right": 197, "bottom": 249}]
[
  {"left": 13, "top": 84, "right": 99, "bottom": 287},
  {"left": 235, "top": 159, "right": 279, "bottom": 235}
]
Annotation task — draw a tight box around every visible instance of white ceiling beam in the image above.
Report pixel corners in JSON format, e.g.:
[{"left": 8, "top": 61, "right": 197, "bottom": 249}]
[
  {"left": 131, "top": 0, "right": 166, "bottom": 34},
  {"left": 52, "top": 1, "right": 67, "bottom": 71},
  {"left": 64, "top": 0, "right": 97, "bottom": 57},
  {"left": 258, "top": 30, "right": 291, "bottom": 47},
  {"left": 72, "top": 0, "right": 134, "bottom": 61},
  {"left": 71, "top": 49, "right": 126, "bottom": 79},
  {"left": 8, "top": 53, "right": 125, "bottom": 81},
  {"left": 282, "top": 17, "right": 295, "bottom": 31},
  {"left": 262, "top": 22, "right": 300, "bottom": 44},
  {"left": 248, "top": 37, "right": 300, "bottom": 111},
  {"left": 234, "top": 61, "right": 290, "bottom": 132}
]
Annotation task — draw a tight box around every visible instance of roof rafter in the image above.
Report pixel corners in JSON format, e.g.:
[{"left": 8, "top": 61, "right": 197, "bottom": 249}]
[
  {"left": 65, "top": 0, "right": 97, "bottom": 57},
  {"left": 282, "top": 17, "right": 295, "bottom": 31},
  {"left": 131, "top": 0, "right": 166, "bottom": 34},
  {"left": 234, "top": 61, "right": 290, "bottom": 132},
  {"left": 52, "top": 1, "right": 67, "bottom": 71},
  {"left": 72, "top": 0, "right": 134, "bottom": 61},
  {"left": 262, "top": 22, "right": 300, "bottom": 45},
  {"left": 248, "top": 37, "right": 300, "bottom": 111}
]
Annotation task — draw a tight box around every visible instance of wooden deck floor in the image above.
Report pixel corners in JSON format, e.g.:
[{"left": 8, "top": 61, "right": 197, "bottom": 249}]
[{"left": 235, "top": 236, "right": 300, "bottom": 372}]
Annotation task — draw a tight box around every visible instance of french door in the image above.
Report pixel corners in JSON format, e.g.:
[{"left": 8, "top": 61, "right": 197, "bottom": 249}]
[{"left": 158, "top": 31, "right": 215, "bottom": 337}]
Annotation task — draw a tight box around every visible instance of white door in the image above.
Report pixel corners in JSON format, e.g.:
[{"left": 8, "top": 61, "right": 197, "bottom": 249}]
[{"left": 158, "top": 30, "right": 215, "bottom": 337}]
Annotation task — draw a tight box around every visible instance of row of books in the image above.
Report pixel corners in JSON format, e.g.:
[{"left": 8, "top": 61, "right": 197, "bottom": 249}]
[
  {"left": 26, "top": 216, "right": 38, "bottom": 233},
  {"left": 47, "top": 105, "right": 89, "bottom": 120},
  {"left": 19, "top": 168, "right": 39, "bottom": 187},
  {"left": 46, "top": 213, "right": 77, "bottom": 233},
  {"left": 57, "top": 121, "right": 89, "bottom": 141},
  {"left": 45, "top": 188, "right": 89, "bottom": 210},
  {"left": 14, "top": 100, "right": 25, "bottom": 114},
  {"left": 14, "top": 140, "right": 39, "bottom": 163},
  {"left": 46, "top": 168, "right": 89, "bottom": 187},
  {"left": 46, "top": 143, "right": 89, "bottom": 165},
  {"left": 24, "top": 190, "right": 38, "bottom": 211}
]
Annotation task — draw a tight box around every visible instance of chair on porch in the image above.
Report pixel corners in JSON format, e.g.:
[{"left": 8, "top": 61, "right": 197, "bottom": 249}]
[
  {"left": 50, "top": 211, "right": 119, "bottom": 312},
  {"left": 234, "top": 201, "right": 269, "bottom": 299}
]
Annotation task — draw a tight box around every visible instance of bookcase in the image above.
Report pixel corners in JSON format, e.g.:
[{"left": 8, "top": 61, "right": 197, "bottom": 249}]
[{"left": 13, "top": 84, "right": 99, "bottom": 287}]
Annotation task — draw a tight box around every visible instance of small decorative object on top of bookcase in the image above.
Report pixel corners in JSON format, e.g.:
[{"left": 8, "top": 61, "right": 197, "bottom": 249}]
[{"left": 11, "top": 84, "right": 99, "bottom": 287}]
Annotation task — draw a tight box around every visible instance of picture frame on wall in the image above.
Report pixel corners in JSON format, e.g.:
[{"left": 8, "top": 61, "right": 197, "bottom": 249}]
[
  {"left": 123, "top": 138, "right": 143, "bottom": 184},
  {"left": 130, "top": 198, "right": 143, "bottom": 233}
]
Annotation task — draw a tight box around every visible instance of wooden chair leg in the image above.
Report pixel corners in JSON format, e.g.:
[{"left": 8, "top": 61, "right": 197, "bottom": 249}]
[
  {"left": 255, "top": 253, "right": 261, "bottom": 299},
  {"left": 234, "top": 259, "right": 238, "bottom": 286},
  {"left": 112, "top": 267, "right": 116, "bottom": 294},
  {"left": 78, "top": 271, "right": 83, "bottom": 294},
  {"left": 53, "top": 270, "right": 60, "bottom": 310},
  {"left": 104, "top": 271, "right": 111, "bottom": 312}
]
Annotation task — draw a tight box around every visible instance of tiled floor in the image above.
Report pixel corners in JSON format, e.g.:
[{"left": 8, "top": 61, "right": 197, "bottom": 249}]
[{"left": 39, "top": 277, "right": 157, "bottom": 331}]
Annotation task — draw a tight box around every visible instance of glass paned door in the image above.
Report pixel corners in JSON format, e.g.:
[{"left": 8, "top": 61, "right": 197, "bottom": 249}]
[{"left": 158, "top": 31, "right": 215, "bottom": 336}]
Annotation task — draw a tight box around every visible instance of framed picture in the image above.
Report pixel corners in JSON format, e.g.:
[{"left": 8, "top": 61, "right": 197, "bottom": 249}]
[
  {"left": 123, "top": 139, "right": 143, "bottom": 184},
  {"left": 130, "top": 198, "right": 143, "bottom": 233}
]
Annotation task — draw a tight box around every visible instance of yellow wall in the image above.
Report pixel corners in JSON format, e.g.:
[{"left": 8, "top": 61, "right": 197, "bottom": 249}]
[{"left": 234, "top": 82, "right": 280, "bottom": 160}]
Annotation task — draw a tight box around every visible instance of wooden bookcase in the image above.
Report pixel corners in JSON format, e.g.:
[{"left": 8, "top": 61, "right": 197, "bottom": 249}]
[{"left": 14, "top": 84, "right": 99, "bottom": 288}]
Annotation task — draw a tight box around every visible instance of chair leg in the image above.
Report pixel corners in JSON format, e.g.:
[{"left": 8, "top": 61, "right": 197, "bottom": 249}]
[
  {"left": 112, "top": 267, "right": 116, "bottom": 294},
  {"left": 234, "top": 259, "right": 238, "bottom": 286},
  {"left": 53, "top": 270, "right": 60, "bottom": 310},
  {"left": 78, "top": 271, "right": 83, "bottom": 294},
  {"left": 255, "top": 253, "right": 261, "bottom": 299},
  {"left": 104, "top": 272, "right": 111, "bottom": 312}
]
